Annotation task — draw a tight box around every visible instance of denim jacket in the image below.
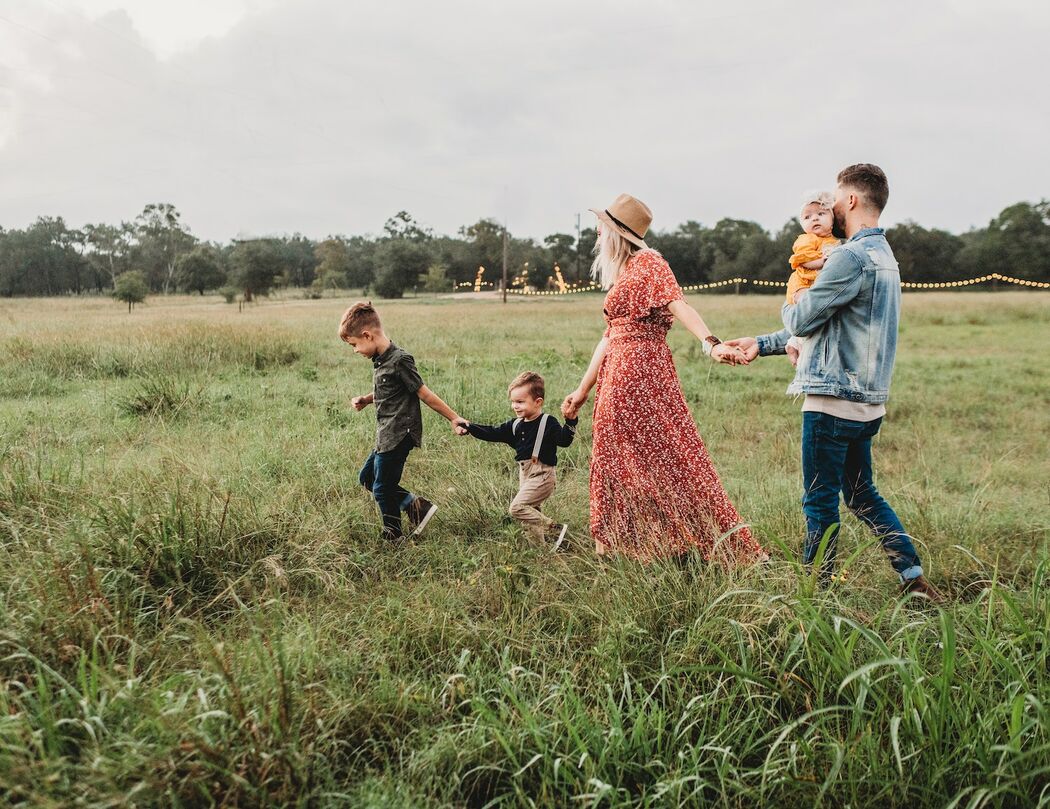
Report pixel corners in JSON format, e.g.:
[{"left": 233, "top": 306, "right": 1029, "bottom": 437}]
[{"left": 757, "top": 228, "right": 900, "bottom": 404}]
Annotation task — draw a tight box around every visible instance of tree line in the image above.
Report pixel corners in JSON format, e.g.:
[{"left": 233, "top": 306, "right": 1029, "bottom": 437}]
[{"left": 1, "top": 200, "right": 1048, "bottom": 300}]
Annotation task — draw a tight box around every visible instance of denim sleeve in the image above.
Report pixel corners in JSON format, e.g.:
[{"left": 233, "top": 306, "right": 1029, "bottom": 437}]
[
  {"left": 781, "top": 248, "right": 864, "bottom": 338},
  {"left": 757, "top": 328, "right": 791, "bottom": 356}
]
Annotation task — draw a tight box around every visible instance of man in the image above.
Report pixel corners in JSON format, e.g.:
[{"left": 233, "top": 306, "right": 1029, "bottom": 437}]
[{"left": 727, "top": 164, "right": 943, "bottom": 601}]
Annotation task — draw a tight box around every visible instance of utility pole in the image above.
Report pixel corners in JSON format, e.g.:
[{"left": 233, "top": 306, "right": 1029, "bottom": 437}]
[
  {"left": 502, "top": 224, "right": 509, "bottom": 304},
  {"left": 575, "top": 212, "right": 582, "bottom": 283}
]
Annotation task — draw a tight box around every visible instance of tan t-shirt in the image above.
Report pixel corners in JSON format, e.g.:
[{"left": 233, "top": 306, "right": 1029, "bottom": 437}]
[{"left": 802, "top": 394, "right": 886, "bottom": 422}]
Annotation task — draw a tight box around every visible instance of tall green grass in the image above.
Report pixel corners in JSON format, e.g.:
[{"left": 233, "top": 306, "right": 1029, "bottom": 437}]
[{"left": 0, "top": 292, "right": 1048, "bottom": 806}]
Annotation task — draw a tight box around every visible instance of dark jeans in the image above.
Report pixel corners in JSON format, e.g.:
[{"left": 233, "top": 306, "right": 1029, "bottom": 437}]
[
  {"left": 359, "top": 435, "right": 417, "bottom": 538},
  {"left": 801, "top": 412, "right": 923, "bottom": 582}
]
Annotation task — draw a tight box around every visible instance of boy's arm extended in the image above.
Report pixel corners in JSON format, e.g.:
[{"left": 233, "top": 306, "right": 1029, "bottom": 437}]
[
  {"left": 417, "top": 384, "right": 462, "bottom": 424},
  {"left": 464, "top": 420, "right": 514, "bottom": 444},
  {"left": 555, "top": 416, "right": 579, "bottom": 447}
]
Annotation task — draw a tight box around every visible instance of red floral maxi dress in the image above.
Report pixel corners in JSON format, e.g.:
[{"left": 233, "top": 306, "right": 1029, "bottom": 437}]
[{"left": 589, "top": 249, "right": 766, "bottom": 564}]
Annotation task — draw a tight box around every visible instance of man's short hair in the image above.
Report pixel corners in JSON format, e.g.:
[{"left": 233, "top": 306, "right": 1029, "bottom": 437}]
[
  {"left": 338, "top": 301, "right": 382, "bottom": 340},
  {"left": 837, "top": 163, "right": 889, "bottom": 213},
  {"left": 508, "top": 371, "right": 544, "bottom": 400}
]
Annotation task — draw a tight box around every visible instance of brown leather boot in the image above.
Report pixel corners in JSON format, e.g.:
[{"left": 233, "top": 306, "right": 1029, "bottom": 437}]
[{"left": 901, "top": 575, "right": 945, "bottom": 604}]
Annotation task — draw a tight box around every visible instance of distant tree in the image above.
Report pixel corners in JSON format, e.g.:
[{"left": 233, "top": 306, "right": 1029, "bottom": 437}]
[
  {"left": 312, "top": 238, "right": 351, "bottom": 290},
  {"left": 430, "top": 235, "right": 475, "bottom": 286},
  {"left": 281, "top": 234, "right": 319, "bottom": 287},
  {"left": 133, "top": 203, "right": 197, "bottom": 293},
  {"left": 708, "top": 218, "right": 772, "bottom": 283},
  {"left": 113, "top": 270, "right": 148, "bottom": 312},
  {"left": 175, "top": 245, "right": 227, "bottom": 294},
  {"left": 749, "top": 219, "right": 800, "bottom": 283},
  {"left": 373, "top": 240, "right": 430, "bottom": 298},
  {"left": 0, "top": 217, "right": 87, "bottom": 296},
  {"left": 421, "top": 262, "right": 449, "bottom": 293},
  {"left": 370, "top": 213, "right": 433, "bottom": 297},
  {"left": 459, "top": 218, "right": 505, "bottom": 284},
  {"left": 384, "top": 211, "right": 432, "bottom": 242},
  {"left": 647, "top": 221, "right": 713, "bottom": 286},
  {"left": 345, "top": 236, "right": 377, "bottom": 289},
  {"left": 886, "top": 221, "right": 964, "bottom": 283},
  {"left": 544, "top": 233, "right": 577, "bottom": 280},
  {"left": 230, "top": 238, "right": 283, "bottom": 301},
  {"left": 979, "top": 201, "right": 1050, "bottom": 280},
  {"left": 83, "top": 222, "right": 133, "bottom": 289}
]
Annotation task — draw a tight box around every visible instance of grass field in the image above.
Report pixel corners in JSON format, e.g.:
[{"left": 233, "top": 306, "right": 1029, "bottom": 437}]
[{"left": 1, "top": 290, "right": 1049, "bottom": 807}]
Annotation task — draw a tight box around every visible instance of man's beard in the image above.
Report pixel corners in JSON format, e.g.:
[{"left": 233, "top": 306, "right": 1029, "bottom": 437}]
[{"left": 832, "top": 212, "right": 847, "bottom": 239}]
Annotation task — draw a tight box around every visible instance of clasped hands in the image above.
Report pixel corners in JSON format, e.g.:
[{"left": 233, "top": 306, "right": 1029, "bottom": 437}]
[{"left": 559, "top": 336, "right": 759, "bottom": 420}]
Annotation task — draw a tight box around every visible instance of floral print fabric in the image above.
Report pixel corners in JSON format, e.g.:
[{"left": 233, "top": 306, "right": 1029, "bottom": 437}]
[{"left": 590, "top": 249, "right": 766, "bottom": 564}]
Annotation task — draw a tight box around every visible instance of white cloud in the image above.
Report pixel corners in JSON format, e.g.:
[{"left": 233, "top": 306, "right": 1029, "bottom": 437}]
[
  {"left": 0, "top": 0, "right": 1047, "bottom": 242},
  {"left": 43, "top": 0, "right": 277, "bottom": 57}
]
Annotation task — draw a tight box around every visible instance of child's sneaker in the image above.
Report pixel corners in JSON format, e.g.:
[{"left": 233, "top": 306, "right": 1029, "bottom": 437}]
[
  {"left": 406, "top": 496, "right": 438, "bottom": 536},
  {"left": 381, "top": 527, "right": 405, "bottom": 544},
  {"left": 547, "top": 523, "right": 569, "bottom": 552}
]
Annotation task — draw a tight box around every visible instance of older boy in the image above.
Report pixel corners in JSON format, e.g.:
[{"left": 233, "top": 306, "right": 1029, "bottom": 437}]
[{"left": 339, "top": 301, "right": 466, "bottom": 541}]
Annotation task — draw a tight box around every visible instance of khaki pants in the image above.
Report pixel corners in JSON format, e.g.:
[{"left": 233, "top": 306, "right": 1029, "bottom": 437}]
[{"left": 509, "top": 460, "right": 556, "bottom": 540}]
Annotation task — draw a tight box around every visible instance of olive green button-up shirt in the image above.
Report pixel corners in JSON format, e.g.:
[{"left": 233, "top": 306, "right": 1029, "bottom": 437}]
[{"left": 372, "top": 343, "right": 424, "bottom": 452}]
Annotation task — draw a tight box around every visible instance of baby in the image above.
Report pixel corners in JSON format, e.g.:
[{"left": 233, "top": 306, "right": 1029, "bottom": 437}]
[{"left": 785, "top": 191, "right": 840, "bottom": 363}]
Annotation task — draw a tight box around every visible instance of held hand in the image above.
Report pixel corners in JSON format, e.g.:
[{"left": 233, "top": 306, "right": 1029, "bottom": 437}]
[
  {"left": 561, "top": 389, "right": 588, "bottom": 419},
  {"left": 786, "top": 344, "right": 800, "bottom": 368},
  {"left": 792, "top": 288, "right": 808, "bottom": 304},
  {"left": 351, "top": 395, "right": 371, "bottom": 411},
  {"left": 723, "top": 337, "right": 759, "bottom": 362},
  {"left": 451, "top": 417, "right": 470, "bottom": 436},
  {"left": 712, "top": 343, "right": 748, "bottom": 366}
]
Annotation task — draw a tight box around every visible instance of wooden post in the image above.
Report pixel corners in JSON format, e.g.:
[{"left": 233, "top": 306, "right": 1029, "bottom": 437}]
[{"left": 502, "top": 226, "right": 508, "bottom": 304}]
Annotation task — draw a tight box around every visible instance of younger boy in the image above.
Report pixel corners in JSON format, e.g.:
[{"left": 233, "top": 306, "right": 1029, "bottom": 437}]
[
  {"left": 785, "top": 191, "right": 840, "bottom": 364},
  {"left": 456, "top": 372, "right": 577, "bottom": 550},
  {"left": 339, "top": 301, "right": 466, "bottom": 541}
]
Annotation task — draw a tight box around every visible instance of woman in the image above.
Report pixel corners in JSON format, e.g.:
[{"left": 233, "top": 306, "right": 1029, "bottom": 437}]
[{"left": 562, "top": 194, "right": 766, "bottom": 564}]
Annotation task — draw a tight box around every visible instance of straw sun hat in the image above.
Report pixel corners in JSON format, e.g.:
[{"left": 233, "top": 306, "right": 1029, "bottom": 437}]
[{"left": 589, "top": 193, "right": 652, "bottom": 249}]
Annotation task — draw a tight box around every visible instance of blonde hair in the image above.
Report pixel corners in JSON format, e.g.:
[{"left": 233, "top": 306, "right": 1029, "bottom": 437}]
[
  {"left": 799, "top": 190, "right": 835, "bottom": 225},
  {"left": 508, "top": 371, "right": 544, "bottom": 400},
  {"left": 338, "top": 301, "right": 382, "bottom": 340},
  {"left": 591, "top": 226, "right": 640, "bottom": 290}
]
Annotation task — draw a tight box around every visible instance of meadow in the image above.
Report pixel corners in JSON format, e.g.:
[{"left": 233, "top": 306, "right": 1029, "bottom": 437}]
[{"left": 1, "top": 290, "right": 1048, "bottom": 808}]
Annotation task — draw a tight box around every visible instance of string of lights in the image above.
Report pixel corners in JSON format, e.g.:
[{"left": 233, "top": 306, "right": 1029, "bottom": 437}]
[{"left": 497, "top": 272, "right": 1050, "bottom": 296}]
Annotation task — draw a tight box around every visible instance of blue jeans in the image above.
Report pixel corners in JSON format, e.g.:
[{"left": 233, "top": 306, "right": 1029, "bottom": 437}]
[
  {"left": 801, "top": 412, "right": 922, "bottom": 582},
  {"left": 359, "top": 435, "right": 417, "bottom": 538}
]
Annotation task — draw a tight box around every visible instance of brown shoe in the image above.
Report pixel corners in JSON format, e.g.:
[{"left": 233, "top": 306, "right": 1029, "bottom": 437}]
[
  {"left": 901, "top": 575, "right": 945, "bottom": 604},
  {"left": 405, "top": 496, "right": 438, "bottom": 537}
]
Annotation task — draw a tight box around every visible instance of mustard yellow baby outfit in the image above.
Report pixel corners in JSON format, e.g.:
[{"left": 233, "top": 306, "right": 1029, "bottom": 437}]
[{"left": 786, "top": 233, "right": 840, "bottom": 303}]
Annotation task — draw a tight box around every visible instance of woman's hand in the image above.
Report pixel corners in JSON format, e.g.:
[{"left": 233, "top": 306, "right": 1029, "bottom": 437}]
[
  {"left": 562, "top": 388, "right": 589, "bottom": 419},
  {"left": 711, "top": 343, "right": 749, "bottom": 366}
]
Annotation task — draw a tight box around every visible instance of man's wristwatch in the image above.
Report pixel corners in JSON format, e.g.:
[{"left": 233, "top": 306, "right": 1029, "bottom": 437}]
[{"left": 702, "top": 335, "right": 722, "bottom": 356}]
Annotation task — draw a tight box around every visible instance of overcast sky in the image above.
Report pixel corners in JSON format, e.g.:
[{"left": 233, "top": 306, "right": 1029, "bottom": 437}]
[{"left": 1, "top": 0, "right": 1047, "bottom": 242}]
